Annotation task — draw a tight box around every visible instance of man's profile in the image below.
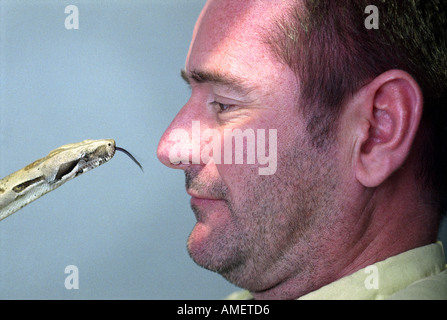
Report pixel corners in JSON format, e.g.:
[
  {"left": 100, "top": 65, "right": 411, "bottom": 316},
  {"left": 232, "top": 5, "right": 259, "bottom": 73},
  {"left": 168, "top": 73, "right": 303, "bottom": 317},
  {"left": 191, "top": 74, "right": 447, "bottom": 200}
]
[{"left": 157, "top": 0, "right": 447, "bottom": 299}]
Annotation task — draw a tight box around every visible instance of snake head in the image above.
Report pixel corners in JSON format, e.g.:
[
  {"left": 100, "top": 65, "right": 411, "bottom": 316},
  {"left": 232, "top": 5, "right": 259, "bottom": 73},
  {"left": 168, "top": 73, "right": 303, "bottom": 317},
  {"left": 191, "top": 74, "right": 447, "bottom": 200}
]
[
  {"left": 0, "top": 138, "right": 143, "bottom": 221},
  {"left": 44, "top": 139, "right": 116, "bottom": 184}
]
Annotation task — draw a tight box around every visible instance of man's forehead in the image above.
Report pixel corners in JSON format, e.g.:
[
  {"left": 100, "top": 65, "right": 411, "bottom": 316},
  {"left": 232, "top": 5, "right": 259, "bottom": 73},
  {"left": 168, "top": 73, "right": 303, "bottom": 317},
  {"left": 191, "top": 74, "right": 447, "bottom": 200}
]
[
  {"left": 188, "top": 0, "right": 293, "bottom": 63},
  {"left": 185, "top": 0, "right": 298, "bottom": 96},
  {"left": 197, "top": 0, "right": 293, "bottom": 36},
  {"left": 203, "top": 0, "right": 292, "bottom": 13}
]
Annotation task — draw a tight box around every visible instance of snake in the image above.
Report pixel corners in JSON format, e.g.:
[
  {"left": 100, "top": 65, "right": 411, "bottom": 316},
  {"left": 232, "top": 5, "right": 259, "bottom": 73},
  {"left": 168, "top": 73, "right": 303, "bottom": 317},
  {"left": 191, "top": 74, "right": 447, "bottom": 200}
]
[{"left": 0, "top": 139, "right": 142, "bottom": 221}]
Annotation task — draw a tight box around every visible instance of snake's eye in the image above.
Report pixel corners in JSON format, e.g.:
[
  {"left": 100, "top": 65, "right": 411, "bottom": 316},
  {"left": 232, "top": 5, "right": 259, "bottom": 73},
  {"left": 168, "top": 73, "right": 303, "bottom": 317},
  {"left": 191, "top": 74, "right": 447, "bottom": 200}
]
[{"left": 55, "top": 160, "right": 79, "bottom": 181}]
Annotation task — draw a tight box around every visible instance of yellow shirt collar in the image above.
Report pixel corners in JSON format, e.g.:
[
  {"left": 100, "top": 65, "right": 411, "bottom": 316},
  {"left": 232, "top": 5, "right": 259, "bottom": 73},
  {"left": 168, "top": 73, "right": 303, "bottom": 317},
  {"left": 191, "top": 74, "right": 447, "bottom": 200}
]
[
  {"left": 298, "top": 242, "right": 446, "bottom": 300},
  {"left": 225, "top": 242, "right": 447, "bottom": 300}
]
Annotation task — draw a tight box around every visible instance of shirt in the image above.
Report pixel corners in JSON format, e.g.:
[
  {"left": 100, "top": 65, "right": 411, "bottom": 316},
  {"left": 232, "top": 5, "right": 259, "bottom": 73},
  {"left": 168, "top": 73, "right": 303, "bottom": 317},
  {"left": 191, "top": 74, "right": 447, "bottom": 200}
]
[{"left": 226, "top": 242, "right": 447, "bottom": 300}]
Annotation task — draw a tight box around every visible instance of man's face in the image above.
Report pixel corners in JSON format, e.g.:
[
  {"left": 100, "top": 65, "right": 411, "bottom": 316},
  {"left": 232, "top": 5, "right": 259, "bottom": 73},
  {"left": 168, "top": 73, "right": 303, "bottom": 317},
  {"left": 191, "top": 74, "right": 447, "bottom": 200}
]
[{"left": 157, "top": 0, "right": 340, "bottom": 291}]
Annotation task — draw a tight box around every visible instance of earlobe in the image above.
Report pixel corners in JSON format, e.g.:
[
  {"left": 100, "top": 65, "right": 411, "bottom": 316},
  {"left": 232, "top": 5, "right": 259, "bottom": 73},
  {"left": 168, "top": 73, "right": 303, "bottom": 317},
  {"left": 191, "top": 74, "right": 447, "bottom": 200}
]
[{"left": 353, "top": 70, "right": 423, "bottom": 188}]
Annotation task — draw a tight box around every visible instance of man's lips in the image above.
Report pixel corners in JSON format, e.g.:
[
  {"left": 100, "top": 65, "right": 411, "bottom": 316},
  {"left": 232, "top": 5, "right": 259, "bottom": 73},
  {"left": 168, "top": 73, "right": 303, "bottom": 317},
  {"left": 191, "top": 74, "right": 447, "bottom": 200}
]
[
  {"left": 187, "top": 190, "right": 225, "bottom": 206},
  {"left": 187, "top": 190, "right": 222, "bottom": 200}
]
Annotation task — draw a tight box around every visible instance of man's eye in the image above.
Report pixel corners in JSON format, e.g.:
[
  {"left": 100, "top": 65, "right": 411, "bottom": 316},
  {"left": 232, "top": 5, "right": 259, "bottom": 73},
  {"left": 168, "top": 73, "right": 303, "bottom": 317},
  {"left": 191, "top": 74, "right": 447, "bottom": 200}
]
[{"left": 211, "top": 101, "right": 234, "bottom": 113}]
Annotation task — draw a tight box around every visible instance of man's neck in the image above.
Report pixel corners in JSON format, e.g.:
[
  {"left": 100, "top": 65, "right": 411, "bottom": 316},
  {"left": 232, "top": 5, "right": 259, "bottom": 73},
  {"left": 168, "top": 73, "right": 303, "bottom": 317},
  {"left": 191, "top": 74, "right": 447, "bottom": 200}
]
[{"left": 251, "top": 171, "right": 439, "bottom": 300}]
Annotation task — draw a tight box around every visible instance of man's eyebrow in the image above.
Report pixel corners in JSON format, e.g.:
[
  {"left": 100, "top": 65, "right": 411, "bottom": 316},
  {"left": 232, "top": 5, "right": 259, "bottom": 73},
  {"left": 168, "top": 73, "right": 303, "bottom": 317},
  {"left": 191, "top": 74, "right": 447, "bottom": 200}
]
[{"left": 180, "top": 69, "right": 257, "bottom": 95}]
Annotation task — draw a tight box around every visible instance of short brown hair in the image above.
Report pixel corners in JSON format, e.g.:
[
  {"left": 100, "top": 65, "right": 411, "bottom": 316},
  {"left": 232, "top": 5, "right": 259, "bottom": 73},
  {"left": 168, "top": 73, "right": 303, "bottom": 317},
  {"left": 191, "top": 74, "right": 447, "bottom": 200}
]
[{"left": 266, "top": 0, "right": 447, "bottom": 214}]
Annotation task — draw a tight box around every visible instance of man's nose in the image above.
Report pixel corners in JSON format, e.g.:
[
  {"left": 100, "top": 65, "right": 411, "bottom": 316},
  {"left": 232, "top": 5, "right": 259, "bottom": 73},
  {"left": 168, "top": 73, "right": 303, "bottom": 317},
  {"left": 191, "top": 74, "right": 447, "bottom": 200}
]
[
  {"left": 157, "top": 121, "right": 191, "bottom": 170},
  {"left": 157, "top": 107, "right": 210, "bottom": 170}
]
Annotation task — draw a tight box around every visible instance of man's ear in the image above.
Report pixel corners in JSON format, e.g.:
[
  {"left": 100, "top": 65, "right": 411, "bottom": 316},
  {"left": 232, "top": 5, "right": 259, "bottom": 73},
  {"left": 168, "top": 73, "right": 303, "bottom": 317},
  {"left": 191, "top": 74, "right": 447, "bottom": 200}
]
[{"left": 350, "top": 70, "right": 423, "bottom": 188}]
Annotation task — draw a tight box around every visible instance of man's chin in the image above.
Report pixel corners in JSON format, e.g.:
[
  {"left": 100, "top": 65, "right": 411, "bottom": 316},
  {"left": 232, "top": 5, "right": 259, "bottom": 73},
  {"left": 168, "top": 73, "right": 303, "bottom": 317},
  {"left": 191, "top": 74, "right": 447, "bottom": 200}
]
[
  {"left": 186, "top": 221, "right": 242, "bottom": 274},
  {"left": 187, "top": 222, "right": 222, "bottom": 271}
]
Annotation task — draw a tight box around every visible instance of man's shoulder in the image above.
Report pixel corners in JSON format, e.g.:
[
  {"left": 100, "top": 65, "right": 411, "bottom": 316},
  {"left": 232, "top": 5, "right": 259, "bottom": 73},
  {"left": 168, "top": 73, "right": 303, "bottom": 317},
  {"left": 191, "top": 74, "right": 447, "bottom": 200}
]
[{"left": 388, "top": 267, "right": 447, "bottom": 300}]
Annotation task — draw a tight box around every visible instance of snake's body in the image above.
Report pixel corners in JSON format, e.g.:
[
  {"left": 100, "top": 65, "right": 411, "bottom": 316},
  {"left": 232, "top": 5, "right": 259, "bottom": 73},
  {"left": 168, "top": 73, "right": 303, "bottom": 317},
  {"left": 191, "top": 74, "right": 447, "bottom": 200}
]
[{"left": 0, "top": 139, "right": 141, "bottom": 221}]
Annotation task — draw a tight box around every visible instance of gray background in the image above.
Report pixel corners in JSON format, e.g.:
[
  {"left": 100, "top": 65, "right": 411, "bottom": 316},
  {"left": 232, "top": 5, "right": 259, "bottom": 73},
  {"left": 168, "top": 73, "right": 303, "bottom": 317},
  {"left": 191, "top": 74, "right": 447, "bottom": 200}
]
[{"left": 0, "top": 0, "right": 445, "bottom": 299}]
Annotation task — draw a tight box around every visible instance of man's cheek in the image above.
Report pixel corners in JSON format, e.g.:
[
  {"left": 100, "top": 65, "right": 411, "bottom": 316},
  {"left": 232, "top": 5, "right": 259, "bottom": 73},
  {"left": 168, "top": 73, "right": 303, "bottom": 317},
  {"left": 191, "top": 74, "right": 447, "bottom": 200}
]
[{"left": 216, "top": 127, "right": 278, "bottom": 175}]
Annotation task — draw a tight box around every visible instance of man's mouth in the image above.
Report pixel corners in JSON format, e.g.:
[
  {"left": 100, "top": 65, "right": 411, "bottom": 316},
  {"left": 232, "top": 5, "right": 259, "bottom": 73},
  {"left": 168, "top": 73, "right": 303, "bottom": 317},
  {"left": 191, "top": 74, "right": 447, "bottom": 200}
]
[
  {"left": 187, "top": 190, "right": 225, "bottom": 207},
  {"left": 187, "top": 190, "right": 222, "bottom": 201},
  {"left": 187, "top": 189, "right": 229, "bottom": 221}
]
